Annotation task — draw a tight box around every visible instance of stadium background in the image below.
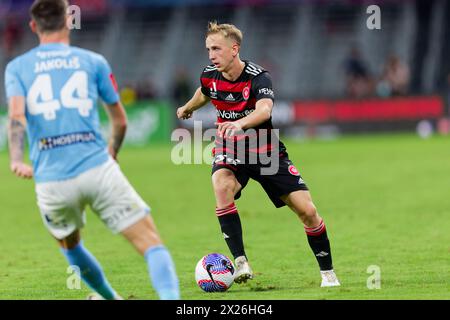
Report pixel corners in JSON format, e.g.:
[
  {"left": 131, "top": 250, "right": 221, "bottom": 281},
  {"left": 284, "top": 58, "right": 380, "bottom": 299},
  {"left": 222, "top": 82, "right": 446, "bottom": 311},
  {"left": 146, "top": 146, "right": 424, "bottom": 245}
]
[{"left": 0, "top": 0, "right": 449, "bottom": 300}]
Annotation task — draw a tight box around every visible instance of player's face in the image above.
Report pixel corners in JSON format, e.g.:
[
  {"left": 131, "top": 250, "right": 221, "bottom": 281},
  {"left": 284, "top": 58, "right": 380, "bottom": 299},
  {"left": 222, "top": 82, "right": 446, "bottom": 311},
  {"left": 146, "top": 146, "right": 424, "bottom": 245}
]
[{"left": 206, "top": 34, "right": 237, "bottom": 73}]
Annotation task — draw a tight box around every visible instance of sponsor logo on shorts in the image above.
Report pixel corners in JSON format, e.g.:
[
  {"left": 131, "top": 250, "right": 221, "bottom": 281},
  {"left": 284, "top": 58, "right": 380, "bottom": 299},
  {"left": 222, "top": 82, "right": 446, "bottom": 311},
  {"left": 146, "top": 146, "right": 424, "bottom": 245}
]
[
  {"left": 39, "top": 131, "right": 96, "bottom": 151},
  {"left": 213, "top": 154, "right": 241, "bottom": 166},
  {"left": 44, "top": 213, "right": 68, "bottom": 228},
  {"left": 104, "top": 203, "right": 140, "bottom": 229},
  {"left": 288, "top": 165, "right": 300, "bottom": 176}
]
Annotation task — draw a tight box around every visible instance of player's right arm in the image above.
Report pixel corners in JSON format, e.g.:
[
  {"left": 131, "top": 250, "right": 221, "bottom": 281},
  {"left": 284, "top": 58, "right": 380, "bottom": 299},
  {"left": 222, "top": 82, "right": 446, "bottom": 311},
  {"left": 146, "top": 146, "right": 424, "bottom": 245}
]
[
  {"left": 5, "top": 61, "right": 33, "bottom": 179},
  {"left": 103, "top": 101, "right": 127, "bottom": 161},
  {"left": 176, "top": 87, "right": 210, "bottom": 120},
  {"left": 7, "top": 96, "right": 33, "bottom": 179}
]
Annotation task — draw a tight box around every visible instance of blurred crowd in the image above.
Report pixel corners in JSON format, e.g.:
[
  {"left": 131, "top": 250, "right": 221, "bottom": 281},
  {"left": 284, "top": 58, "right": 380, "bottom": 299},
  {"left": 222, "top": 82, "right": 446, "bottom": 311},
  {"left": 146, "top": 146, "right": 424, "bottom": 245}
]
[
  {"left": 119, "top": 78, "right": 158, "bottom": 106},
  {"left": 118, "top": 68, "right": 192, "bottom": 108},
  {"left": 2, "top": 16, "right": 24, "bottom": 62},
  {"left": 1, "top": 1, "right": 449, "bottom": 112},
  {"left": 343, "top": 47, "right": 411, "bottom": 99}
]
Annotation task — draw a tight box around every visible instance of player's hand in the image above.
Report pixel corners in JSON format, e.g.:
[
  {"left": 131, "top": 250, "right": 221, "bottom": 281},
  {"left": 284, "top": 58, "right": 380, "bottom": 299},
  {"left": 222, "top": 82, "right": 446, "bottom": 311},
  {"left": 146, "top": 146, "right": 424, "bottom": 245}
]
[
  {"left": 108, "top": 145, "right": 119, "bottom": 162},
  {"left": 215, "top": 121, "right": 243, "bottom": 138},
  {"left": 10, "top": 162, "right": 33, "bottom": 179},
  {"left": 177, "top": 106, "right": 193, "bottom": 120}
]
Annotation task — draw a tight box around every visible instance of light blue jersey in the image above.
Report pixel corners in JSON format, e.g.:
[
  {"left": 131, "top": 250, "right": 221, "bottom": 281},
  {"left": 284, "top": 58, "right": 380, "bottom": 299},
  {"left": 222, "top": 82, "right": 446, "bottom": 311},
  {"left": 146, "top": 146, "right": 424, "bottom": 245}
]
[{"left": 5, "top": 43, "right": 119, "bottom": 182}]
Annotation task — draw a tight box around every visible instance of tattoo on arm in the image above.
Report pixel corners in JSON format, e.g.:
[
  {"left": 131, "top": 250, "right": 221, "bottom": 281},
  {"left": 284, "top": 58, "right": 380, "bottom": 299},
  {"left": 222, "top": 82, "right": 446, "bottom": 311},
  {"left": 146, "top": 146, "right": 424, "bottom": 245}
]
[
  {"left": 110, "top": 125, "right": 126, "bottom": 154},
  {"left": 8, "top": 119, "right": 26, "bottom": 163}
]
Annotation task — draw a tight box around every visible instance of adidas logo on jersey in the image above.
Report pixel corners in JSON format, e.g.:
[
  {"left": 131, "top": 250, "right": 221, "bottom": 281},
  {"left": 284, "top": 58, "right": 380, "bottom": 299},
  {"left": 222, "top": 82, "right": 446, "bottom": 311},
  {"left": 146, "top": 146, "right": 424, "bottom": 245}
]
[{"left": 225, "top": 93, "right": 235, "bottom": 101}]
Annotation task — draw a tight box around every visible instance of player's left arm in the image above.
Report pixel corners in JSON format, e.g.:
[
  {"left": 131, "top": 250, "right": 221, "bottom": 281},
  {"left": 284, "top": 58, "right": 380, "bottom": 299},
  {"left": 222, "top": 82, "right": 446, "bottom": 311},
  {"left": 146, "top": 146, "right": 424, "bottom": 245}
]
[
  {"left": 217, "top": 72, "right": 274, "bottom": 138},
  {"left": 7, "top": 96, "right": 33, "bottom": 179},
  {"left": 236, "top": 98, "right": 273, "bottom": 130}
]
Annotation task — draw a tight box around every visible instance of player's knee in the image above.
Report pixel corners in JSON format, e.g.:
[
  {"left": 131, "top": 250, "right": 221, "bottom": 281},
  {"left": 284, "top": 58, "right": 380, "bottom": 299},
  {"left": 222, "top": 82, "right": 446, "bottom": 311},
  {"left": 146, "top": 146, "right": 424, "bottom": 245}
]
[
  {"left": 122, "top": 217, "right": 162, "bottom": 255},
  {"left": 131, "top": 231, "right": 162, "bottom": 255},
  {"left": 215, "top": 180, "right": 235, "bottom": 194},
  {"left": 58, "top": 230, "right": 80, "bottom": 249},
  {"left": 296, "top": 202, "right": 318, "bottom": 221},
  {"left": 138, "top": 232, "right": 162, "bottom": 254},
  {"left": 212, "top": 176, "right": 236, "bottom": 198},
  {"left": 214, "top": 184, "right": 236, "bottom": 203}
]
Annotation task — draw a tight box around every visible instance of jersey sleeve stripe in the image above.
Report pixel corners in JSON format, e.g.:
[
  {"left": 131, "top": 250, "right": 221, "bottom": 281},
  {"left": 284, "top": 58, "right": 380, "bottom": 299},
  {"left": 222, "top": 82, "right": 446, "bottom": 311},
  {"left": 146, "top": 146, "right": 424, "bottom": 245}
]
[{"left": 245, "top": 69, "right": 260, "bottom": 76}]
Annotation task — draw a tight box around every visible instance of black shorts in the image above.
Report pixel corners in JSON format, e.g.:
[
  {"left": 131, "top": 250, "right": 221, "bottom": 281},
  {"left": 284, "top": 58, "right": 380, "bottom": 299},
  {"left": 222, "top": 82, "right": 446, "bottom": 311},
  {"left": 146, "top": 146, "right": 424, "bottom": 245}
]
[{"left": 211, "top": 154, "right": 309, "bottom": 208}]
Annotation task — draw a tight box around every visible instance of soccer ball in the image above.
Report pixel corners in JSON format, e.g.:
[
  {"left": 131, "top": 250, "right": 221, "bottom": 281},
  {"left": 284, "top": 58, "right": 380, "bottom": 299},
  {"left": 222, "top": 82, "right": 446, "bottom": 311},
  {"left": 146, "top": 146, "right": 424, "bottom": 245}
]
[{"left": 195, "top": 253, "right": 235, "bottom": 292}]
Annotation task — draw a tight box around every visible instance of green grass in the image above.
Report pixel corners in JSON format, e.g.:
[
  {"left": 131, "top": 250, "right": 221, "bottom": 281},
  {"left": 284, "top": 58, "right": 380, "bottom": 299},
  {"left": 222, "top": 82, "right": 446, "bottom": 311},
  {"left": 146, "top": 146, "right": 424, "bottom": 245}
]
[{"left": 0, "top": 133, "right": 449, "bottom": 299}]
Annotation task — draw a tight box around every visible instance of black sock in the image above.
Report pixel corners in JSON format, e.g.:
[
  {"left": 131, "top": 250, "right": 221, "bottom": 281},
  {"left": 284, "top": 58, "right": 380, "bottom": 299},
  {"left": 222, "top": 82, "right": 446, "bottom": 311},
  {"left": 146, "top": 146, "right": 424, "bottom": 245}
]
[
  {"left": 305, "top": 220, "right": 333, "bottom": 271},
  {"left": 216, "top": 203, "right": 246, "bottom": 259}
]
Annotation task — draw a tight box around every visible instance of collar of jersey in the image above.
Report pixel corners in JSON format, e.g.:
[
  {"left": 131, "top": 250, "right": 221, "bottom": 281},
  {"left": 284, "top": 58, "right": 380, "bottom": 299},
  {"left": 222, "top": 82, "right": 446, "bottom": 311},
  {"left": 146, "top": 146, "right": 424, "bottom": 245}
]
[
  {"left": 38, "top": 42, "right": 70, "bottom": 49},
  {"left": 220, "top": 60, "right": 248, "bottom": 83}
]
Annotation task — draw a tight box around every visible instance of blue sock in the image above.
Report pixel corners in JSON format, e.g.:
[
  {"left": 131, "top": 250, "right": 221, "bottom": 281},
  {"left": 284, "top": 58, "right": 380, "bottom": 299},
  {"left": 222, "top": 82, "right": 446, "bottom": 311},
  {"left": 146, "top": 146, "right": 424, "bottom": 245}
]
[
  {"left": 144, "top": 245, "right": 180, "bottom": 300},
  {"left": 62, "top": 242, "right": 117, "bottom": 300}
]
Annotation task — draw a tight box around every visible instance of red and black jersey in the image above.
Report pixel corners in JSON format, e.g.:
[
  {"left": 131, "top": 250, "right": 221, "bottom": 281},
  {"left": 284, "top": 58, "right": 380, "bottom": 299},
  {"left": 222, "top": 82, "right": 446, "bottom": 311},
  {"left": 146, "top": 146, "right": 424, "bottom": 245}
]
[{"left": 200, "top": 60, "right": 286, "bottom": 157}]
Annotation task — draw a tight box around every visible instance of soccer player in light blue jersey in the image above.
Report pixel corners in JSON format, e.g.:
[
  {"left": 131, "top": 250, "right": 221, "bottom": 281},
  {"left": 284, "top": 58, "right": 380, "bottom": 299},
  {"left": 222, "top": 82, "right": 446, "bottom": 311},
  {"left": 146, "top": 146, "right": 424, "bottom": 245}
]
[{"left": 5, "top": 0, "right": 180, "bottom": 300}]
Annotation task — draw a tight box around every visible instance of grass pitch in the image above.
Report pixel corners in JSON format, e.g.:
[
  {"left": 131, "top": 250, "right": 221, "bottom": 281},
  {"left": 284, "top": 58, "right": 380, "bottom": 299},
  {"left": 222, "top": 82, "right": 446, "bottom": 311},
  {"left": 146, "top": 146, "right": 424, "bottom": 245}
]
[{"left": 0, "top": 133, "right": 449, "bottom": 300}]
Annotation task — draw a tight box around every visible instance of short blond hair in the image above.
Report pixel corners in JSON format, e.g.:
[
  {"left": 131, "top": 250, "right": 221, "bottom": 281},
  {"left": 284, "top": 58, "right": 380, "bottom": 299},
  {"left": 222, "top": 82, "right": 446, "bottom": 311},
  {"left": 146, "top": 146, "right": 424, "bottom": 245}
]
[{"left": 206, "top": 21, "right": 243, "bottom": 46}]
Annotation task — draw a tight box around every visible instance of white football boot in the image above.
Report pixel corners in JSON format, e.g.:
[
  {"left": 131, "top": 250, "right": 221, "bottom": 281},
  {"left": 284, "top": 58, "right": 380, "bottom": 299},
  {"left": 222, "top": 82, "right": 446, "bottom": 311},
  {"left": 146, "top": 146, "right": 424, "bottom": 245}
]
[
  {"left": 87, "top": 292, "right": 124, "bottom": 300},
  {"left": 234, "top": 256, "right": 254, "bottom": 284},
  {"left": 320, "top": 270, "right": 341, "bottom": 287}
]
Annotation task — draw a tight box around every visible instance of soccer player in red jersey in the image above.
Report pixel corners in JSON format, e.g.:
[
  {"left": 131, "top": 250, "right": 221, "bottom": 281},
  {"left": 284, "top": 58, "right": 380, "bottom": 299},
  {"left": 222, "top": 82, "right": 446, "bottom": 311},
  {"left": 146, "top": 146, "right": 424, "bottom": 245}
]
[{"left": 177, "top": 22, "right": 340, "bottom": 287}]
